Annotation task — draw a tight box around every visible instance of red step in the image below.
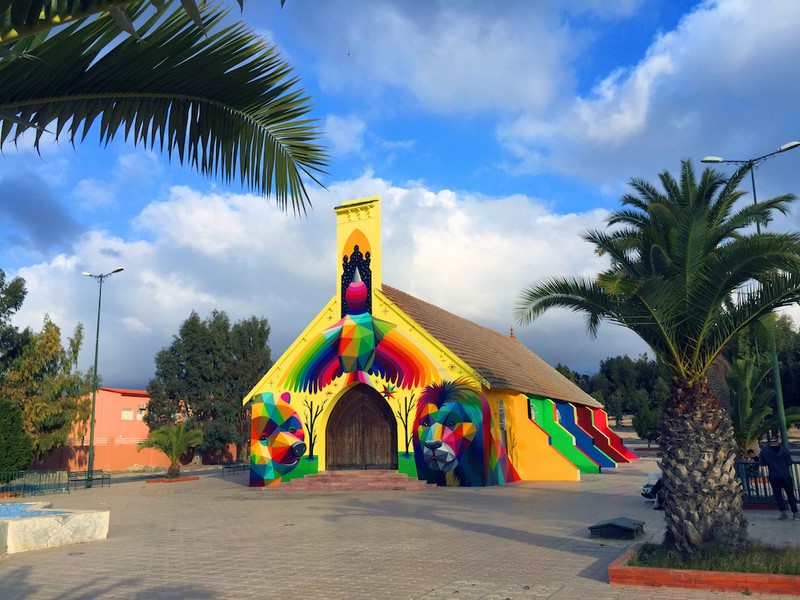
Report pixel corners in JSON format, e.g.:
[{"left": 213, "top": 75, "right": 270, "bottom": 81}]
[{"left": 267, "top": 470, "right": 435, "bottom": 491}]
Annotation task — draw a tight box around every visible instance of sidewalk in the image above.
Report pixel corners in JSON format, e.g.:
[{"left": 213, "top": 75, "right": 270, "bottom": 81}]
[{"left": 0, "top": 457, "right": 797, "bottom": 599}]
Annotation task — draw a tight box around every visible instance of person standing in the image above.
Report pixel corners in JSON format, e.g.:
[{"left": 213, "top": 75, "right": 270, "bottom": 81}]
[{"left": 759, "top": 435, "right": 799, "bottom": 520}]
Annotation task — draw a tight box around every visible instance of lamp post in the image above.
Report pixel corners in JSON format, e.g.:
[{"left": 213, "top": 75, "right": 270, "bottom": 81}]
[
  {"left": 81, "top": 267, "right": 124, "bottom": 488},
  {"left": 702, "top": 141, "right": 800, "bottom": 448}
]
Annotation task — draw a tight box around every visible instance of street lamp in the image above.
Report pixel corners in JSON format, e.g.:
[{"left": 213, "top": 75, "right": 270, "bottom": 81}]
[
  {"left": 702, "top": 141, "right": 800, "bottom": 448},
  {"left": 701, "top": 140, "right": 800, "bottom": 233},
  {"left": 81, "top": 267, "right": 124, "bottom": 488}
]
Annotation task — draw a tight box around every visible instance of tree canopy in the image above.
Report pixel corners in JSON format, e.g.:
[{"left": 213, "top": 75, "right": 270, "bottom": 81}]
[
  {"left": 146, "top": 310, "right": 272, "bottom": 459},
  {"left": 1, "top": 316, "right": 93, "bottom": 460},
  {"left": 0, "top": 269, "right": 28, "bottom": 381},
  {"left": 0, "top": 397, "right": 34, "bottom": 471}
]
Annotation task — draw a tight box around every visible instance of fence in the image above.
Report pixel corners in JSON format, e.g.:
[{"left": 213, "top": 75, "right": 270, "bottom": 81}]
[
  {"left": 0, "top": 470, "right": 70, "bottom": 497},
  {"left": 734, "top": 461, "right": 800, "bottom": 504}
]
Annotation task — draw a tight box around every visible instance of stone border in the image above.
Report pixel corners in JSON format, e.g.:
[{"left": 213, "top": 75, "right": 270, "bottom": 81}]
[
  {"left": 609, "top": 544, "right": 800, "bottom": 595},
  {"left": 1, "top": 502, "right": 109, "bottom": 555},
  {"left": 145, "top": 476, "right": 200, "bottom": 484}
]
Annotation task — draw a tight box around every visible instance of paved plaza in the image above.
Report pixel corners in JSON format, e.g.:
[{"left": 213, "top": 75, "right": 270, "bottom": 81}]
[{"left": 0, "top": 456, "right": 798, "bottom": 599}]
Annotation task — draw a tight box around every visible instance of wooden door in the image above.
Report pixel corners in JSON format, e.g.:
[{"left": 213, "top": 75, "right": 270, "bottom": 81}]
[{"left": 326, "top": 385, "right": 397, "bottom": 470}]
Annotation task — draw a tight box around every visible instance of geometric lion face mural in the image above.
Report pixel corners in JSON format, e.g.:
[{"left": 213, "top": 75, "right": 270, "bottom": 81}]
[
  {"left": 250, "top": 392, "right": 307, "bottom": 487},
  {"left": 413, "top": 379, "right": 519, "bottom": 487}
]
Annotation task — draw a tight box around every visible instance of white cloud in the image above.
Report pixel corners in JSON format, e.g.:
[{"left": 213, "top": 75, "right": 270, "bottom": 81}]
[
  {"left": 297, "top": 1, "right": 579, "bottom": 114},
  {"left": 325, "top": 114, "right": 367, "bottom": 156},
  {"left": 498, "top": 0, "right": 800, "bottom": 183},
  {"left": 116, "top": 151, "right": 163, "bottom": 185},
  {"left": 120, "top": 316, "right": 151, "bottom": 335},
  {"left": 28, "top": 1, "right": 800, "bottom": 388},
  {"left": 11, "top": 174, "right": 651, "bottom": 388},
  {"left": 73, "top": 178, "right": 115, "bottom": 208}
]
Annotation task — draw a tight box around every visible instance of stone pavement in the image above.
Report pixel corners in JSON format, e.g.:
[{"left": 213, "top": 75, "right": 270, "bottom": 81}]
[{"left": 0, "top": 457, "right": 798, "bottom": 600}]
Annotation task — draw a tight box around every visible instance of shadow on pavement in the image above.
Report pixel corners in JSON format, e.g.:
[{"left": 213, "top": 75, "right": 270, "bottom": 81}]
[{"left": 0, "top": 565, "right": 217, "bottom": 600}]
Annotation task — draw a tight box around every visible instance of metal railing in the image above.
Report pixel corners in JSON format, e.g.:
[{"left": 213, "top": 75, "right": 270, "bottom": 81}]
[
  {"left": 0, "top": 470, "right": 70, "bottom": 497},
  {"left": 734, "top": 461, "right": 800, "bottom": 504}
]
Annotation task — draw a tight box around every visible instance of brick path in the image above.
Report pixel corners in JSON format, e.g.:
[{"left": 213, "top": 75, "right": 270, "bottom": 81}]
[{"left": 0, "top": 457, "right": 797, "bottom": 599}]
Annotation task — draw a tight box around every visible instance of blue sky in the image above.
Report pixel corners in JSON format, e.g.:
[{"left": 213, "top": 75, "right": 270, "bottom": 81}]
[{"left": 4, "top": 0, "right": 800, "bottom": 389}]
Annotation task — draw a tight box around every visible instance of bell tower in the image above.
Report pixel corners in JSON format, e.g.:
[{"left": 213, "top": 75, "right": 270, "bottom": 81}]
[{"left": 334, "top": 196, "right": 381, "bottom": 317}]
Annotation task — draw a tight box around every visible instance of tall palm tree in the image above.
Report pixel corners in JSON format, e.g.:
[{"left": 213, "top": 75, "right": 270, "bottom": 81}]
[
  {"left": 138, "top": 423, "right": 204, "bottom": 478},
  {"left": 516, "top": 160, "right": 800, "bottom": 557},
  {"left": 0, "top": 0, "right": 327, "bottom": 214}
]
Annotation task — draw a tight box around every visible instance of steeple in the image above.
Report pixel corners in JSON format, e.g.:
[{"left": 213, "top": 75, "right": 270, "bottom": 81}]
[{"left": 334, "top": 196, "right": 381, "bottom": 316}]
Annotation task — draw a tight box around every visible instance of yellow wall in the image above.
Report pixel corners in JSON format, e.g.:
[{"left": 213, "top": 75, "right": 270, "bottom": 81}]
[
  {"left": 244, "top": 195, "right": 581, "bottom": 483},
  {"left": 486, "top": 391, "right": 580, "bottom": 482},
  {"left": 335, "top": 196, "right": 382, "bottom": 300},
  {"left": 243, "top": 288, "right": 467, "bottom": 471}
]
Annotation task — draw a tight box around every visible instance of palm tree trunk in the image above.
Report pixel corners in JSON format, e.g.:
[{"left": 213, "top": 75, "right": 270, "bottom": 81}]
[
  {"left": 167, "top": 462, "right": 181, "bottom": 479},
  {"left": 659, "top": 381, "right": 747, "bottom": 556}
]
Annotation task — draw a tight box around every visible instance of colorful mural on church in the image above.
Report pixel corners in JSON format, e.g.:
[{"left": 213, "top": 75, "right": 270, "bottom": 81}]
[
  {"left": 250, "top": 392, "right": 307, "bottom": 487},
  {"left": 282, "top": 244, "right": 438, "bottom": 394},
  {"left": 413, "top": 380, "right": 520, "bottom": 486},
  {"left": 244, "top": 196, "right": 637, "bottom": 488}
]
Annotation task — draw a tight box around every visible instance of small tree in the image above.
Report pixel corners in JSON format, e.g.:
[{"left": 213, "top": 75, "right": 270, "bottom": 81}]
[
  {"left": 632, "top": 403, "right": 661, "bottom": 448},
  {"left": 605, "top": 389, "right": 624, "bottom": 426},
  {"left": 0, "top": 397, "right": 33, "bottom": 471},
  {"left": 138, "top": 423, "right": 204, "bottom": 478},
  {"left": 393, "top": 392, "right": 417, "bottom": 456},
  {"left": 302, "top": 398, "right": 327, "bottom": 459}
]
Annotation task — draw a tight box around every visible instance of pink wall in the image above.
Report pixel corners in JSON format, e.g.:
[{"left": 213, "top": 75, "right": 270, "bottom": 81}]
[
  {"left": 84, "top": 387, "right": 151, "bottom": 441},
  {"left": 34, "top": 388, "right": 239, "bottom": 471},
  {"left": 36, "top": 441, "right": 172, "bottom": 471}
]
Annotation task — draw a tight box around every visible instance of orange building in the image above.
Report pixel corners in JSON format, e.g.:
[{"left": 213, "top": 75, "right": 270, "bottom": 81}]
[{"left": 36, "top": 388, "right": 171, "bottom": 471}]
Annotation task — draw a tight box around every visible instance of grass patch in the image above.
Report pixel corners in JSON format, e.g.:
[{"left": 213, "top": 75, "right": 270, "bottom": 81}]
[{"left": 629, "top": 542, "right": 800, "bottom": 575}]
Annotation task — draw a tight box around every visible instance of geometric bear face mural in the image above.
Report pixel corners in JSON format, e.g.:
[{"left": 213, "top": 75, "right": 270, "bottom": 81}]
[
  {"left": 413, "top": 379, "right": 492, "bottom": 487},
  {"left": 412, "top": 379, "right": 520, "bottom": 487},
  {"left": 250, "top": 392, "right": 307, "bottom": 487}
]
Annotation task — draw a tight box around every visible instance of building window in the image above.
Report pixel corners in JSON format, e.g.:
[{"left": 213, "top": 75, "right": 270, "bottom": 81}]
[
  {"left": 121, "top": 408, "right": 134, "bottom": 421},
  {"left": 137, "top": 404, "right": 146, "bottom": 420}
]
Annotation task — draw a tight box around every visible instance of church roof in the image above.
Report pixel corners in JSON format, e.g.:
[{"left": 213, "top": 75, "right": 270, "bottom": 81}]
[{"left": 380, "top": 284, "right": 602, "bottom": 408}]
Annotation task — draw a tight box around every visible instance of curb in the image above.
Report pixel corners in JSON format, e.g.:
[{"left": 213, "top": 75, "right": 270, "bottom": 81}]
[
  {"left": 145, "top": 476, "right": 200, "bottom": 484},
  {"left": 608, "top": 544, "right": 800, "bottom": 595}
]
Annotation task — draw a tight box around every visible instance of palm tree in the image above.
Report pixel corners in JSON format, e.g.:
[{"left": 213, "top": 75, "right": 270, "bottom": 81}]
[
  {"left": 516, "top": 159, "right": 800, "bottom": 557},
  {"left": 0, "top": 0, "right": 326, "bottom": 214},
  {"left": 138, "top": 423, "right": 205, "bottom": 478}
]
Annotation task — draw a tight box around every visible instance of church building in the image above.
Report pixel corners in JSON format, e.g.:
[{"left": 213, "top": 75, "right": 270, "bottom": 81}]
[{"left": 243, "top": 196, "right": 635, "bottom": 487}]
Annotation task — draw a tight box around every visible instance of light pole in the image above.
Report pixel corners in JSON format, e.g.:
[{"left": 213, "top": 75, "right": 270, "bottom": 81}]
[
  {"left": 702, "top": 141, "right": 800, "bottom": 448},
  {"left": 81, "top": 267, "right": 124, "bottom": 488}
]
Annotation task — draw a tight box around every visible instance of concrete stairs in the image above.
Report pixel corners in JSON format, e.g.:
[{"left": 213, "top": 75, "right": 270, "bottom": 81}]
[{"left": 270, "top": 469, "right": 435, "bottom": 492}]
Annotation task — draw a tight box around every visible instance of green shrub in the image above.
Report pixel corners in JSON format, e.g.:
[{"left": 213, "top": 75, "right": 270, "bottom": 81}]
[
  {"left": 630, "top": 542, "right": 800, "bottom": 575},
  {"left": 0, "top": 397, "right": 34, "bottom": 471}
]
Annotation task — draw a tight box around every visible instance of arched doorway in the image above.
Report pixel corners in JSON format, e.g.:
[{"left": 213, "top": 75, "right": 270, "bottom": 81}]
[{"left": 326, "top": 384, "right": 398, "bottom": 470}]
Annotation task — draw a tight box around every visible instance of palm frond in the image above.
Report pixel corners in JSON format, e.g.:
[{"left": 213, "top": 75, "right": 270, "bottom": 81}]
[
  {"left": 516, "top": 159, "right": 800, "bottom": 385},
  {"left": 0, "top": 0, "right": 326, "bottom": 213},
  {"left": 0, "top": 0, "right": 247, "bottom": 45}
]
